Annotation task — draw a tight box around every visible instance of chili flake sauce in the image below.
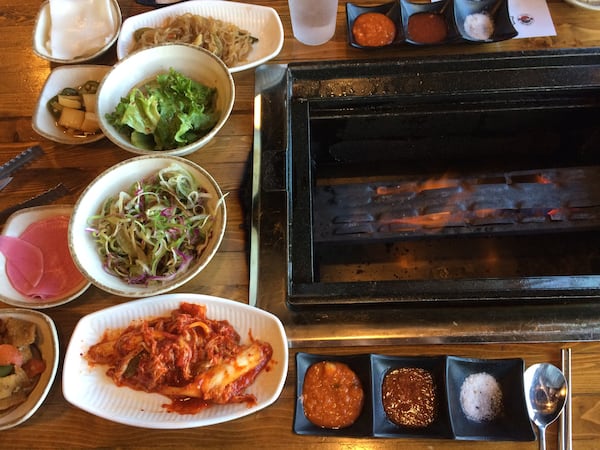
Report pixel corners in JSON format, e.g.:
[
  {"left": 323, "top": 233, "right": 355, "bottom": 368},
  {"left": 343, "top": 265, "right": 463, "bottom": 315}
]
[
  {"left": 301, "top": 361, "right": 364, "bottom": 428},
  {"left": 382, "top": 367, "right": 437, "bottom": 427},
  {"left": 352, "top": 12, "right": 397, "bottom": 47}
]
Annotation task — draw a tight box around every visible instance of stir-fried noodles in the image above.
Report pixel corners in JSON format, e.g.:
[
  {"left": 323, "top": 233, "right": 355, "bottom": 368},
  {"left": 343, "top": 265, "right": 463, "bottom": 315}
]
[
  {"left": 88, "top": 164, "right": 218, "bottom": 285},
  {"left": 86, "top": 302, "right": 273, "bottom": 414},
  {"left": 131, "top": 13, "right": 258, "bottom": 67}
]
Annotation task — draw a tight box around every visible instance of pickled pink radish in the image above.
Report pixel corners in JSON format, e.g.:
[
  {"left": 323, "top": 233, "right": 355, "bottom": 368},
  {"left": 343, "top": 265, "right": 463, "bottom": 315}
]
[
  {"left": 0, "top": 235, "right": 44, "bottom": 290},
  {"left": 2, "top": 215, "right": 85, "bottom": 300}
]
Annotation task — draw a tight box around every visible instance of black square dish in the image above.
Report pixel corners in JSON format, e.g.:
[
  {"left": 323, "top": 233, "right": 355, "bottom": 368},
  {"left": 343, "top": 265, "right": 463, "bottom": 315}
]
[
  {"left": 454, "top": 0, "right": 518, "bottom": 42},
  {"left": 346, "top": 1, "right": 404, "bottom": 49},
  {"left": 446, "top": 356, "right": 536, "bottom": 441},
  {"left": 400, "top": 0, "right": 460, "bottom": 45},
  {"left": 294, "top": 352, "right": 373, "bottom": 436},
  {"left": 371, "top": 355, "right": 453, "bottom": 439}
]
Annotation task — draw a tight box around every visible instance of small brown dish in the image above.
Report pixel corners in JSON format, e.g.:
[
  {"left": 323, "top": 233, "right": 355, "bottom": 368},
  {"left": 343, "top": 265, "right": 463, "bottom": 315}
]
[
  {"left": 371, "top": 355, "right": 453, "bottom": 438},
  {"left": 400, "top": 0, "right": 460, "bottom": 45},
  {"left": 346, "top": 1, "right": 404, "bottom": 49},
  {"left": 454, "top": 0, "right": 518, "bottom": 43},
  {"left": 294, "top": 352, "right": 373, "bottom": 436}
]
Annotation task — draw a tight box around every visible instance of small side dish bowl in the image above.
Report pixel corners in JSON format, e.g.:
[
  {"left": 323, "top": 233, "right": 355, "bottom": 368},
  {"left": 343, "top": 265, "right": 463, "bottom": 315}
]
[
  {"left": 33, "top": 65, "right": 110, "bottom": 145},
  {"left": 0, "top": 205, "right": 90, "bottom": 309},
  {"left": 446, "top": 356, "right": 535, "bottom": 441},
  {"left": 32, "top": 0, "right": 121, "bottom": 64},
  {"left": 294, "top": 352, "right": 373, "bottom": 437},
  {"left": 400, "top": 0, "right": 460, "bottom": 46},
  {"left": 96, "top": 43, "right": 235, "bottom": 157},
  {"left": 454, "top": 0, "right": 517, "bottom": 43},
  {"left": 69, "top": 155, "right": 227, "bottom": 298},
  {"left": 0, "top": 309, "right": 59, "bottom": 430},
  {"left": 371, "top": 355, "right": 453, "bottom": 439},
  {"left": 346, "top": 1, "right": 404, "bottom": 49}
]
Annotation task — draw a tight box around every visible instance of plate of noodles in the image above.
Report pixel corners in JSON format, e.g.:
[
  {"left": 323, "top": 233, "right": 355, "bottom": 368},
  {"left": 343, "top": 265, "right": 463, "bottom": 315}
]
[{"left": 116, "top": 0, "right": 284, "bottom": 73}]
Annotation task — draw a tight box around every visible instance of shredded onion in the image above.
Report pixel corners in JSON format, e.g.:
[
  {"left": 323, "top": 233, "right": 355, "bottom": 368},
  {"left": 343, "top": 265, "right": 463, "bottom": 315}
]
[{"left": 88, "top": 163, "right": 217, "bottom": 285}]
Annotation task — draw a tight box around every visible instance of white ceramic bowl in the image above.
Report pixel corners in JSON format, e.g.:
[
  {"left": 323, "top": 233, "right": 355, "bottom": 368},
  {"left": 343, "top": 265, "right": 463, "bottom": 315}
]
[
  {"left": 32, "top": 65, "right": 110, "bottom": 145},
  {"left": 32, "top": 0, "right": 122, "bottom": 64},
  {"left": 0, "top": 205, "right": 90, "bottom": 309},
  {"left": 69, "top": 155, "right": 227, "bottom": 297},
  {"left": 0, "top": 309, "right": 59, "bottom": 430},
  {"left": 563, "top": 0, "right": 600, "bottom": 10},
  {"left": 116, "top": 0, "right": 284, "bottom": 73},
  {"left": 96, "top": 43, "right": 235, "bottom": 157}
]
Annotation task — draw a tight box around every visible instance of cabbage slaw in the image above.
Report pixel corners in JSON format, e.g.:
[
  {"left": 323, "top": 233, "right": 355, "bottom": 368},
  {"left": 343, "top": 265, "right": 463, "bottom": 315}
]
[{"left": 88, "top": 163, "right": 218, "bottom": 285}]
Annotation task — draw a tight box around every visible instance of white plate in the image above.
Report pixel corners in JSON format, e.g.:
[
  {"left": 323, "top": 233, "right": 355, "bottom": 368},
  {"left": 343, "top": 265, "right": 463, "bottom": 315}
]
[
  {"left": 116, "top": 0, "right": 284, "bottom": 73},
  {"left": 0, "top": 309, "right": 59, "bottom": 431},
  {"left": 33, "top": 65, "right": 110, "bottom": 145},
  {"left": 62, "top": 293, "right": 289, "bottom": 429},
  {"left": 563, "top": 0, "right": 600, "bottom": 10},
  {"left": 32, "top": 0, "right": 122, "bottom": 64},
  {"left": 0, "top": 205, "right": 91, "bottom": 309}
]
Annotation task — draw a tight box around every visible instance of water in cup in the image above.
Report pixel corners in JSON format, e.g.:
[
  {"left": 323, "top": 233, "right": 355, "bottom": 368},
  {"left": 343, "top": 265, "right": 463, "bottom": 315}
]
[{"left": 288, "top": 0, "right": 338, "bottom": 46}]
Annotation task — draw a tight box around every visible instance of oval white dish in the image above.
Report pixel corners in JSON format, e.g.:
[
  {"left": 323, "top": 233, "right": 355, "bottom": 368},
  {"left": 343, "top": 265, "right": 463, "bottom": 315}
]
[
  {"left": 62, "top": 293, "right": 288, "bottom": 429},
  {"left": 116, "top": 0, "right": 284, "bottom": 73}
]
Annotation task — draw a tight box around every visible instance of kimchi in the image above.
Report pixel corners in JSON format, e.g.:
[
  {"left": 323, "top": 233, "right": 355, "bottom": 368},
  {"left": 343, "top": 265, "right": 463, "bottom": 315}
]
[{"left": 85, "top": 302, "right": 273, "bottom": 414}]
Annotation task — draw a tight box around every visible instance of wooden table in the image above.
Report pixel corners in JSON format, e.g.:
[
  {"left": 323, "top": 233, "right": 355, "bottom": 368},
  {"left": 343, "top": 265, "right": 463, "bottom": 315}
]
[{"left": 2, "top": 0, "right": 600, "bottom": 448}]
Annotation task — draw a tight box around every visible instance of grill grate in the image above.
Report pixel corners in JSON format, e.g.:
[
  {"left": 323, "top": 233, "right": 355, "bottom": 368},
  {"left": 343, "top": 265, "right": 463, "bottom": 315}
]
[{"left": 314, "top": 167, "right": 600, "bottom": 242}]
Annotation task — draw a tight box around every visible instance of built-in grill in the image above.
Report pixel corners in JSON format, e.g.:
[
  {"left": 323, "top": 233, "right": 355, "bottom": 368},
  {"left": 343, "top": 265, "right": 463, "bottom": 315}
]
[{"left": 250, "top": 48, "right": 600, "bottom": 347}]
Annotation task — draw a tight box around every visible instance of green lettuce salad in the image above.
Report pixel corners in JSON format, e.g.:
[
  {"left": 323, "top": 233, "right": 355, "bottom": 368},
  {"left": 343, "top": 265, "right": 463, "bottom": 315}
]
[{"left": 106, "top": 68, "right": 219, "bottom": 151}]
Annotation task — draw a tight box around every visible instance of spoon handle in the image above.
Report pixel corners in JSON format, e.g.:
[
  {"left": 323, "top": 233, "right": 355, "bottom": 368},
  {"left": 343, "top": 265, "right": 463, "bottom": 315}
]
[{"left": 539, "top": 425, "right": 547, "bottom": 450}]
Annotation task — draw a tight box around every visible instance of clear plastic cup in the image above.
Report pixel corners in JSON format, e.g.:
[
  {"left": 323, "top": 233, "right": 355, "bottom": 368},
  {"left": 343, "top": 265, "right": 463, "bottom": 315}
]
[{"left": 288, "top": 0, "right": 339, "bottom": 46}]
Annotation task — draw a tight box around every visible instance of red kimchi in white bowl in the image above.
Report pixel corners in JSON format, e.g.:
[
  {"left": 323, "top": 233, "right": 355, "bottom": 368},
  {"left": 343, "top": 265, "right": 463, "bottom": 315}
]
[{"left": 62, "top": 293, "right": 288, "bottom": 428}]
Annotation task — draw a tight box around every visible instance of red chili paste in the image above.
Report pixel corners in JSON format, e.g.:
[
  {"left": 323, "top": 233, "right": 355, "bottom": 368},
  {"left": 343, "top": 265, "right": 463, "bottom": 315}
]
[
  {"left": 382, "top": 367, "right": 437, "bottom": 427},
  {"left": 407, "top": 12, "right": 448, "bottom": 44},
  {"left": 301, "top": 361, "right": 364, "bottom": 429},
  {"left": 352, "top": 12, "right": 397, "bottom": 47}
]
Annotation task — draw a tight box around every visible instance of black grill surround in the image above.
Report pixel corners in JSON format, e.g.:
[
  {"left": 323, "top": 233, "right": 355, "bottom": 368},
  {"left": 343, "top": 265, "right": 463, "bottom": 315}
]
[{"left": 251, "top": 48, "right": 600, "bottom": 346}]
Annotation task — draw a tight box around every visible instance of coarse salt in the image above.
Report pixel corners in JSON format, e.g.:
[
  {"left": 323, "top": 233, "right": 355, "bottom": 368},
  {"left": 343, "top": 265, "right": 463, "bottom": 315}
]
[
  {"left": 459, "top": 372, "right": 503, "bottom": 422},
  {"left": 463, "top": 12, "right": 495, "bottom": 41}
]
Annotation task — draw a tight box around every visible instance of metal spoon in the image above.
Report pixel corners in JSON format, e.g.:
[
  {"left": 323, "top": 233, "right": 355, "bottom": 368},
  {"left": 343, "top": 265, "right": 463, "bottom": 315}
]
[{"left": 524, "top": 363, "right": 568, "bottom": 450}]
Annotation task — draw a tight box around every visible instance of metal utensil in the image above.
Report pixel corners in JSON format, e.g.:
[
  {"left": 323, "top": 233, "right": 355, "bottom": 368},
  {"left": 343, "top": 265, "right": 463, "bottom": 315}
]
[
  {"left": 559, "top": 348, "right": 573, "bottom": 450},
  {"left": 0, "top": 183, "right": 69, "bottom": 223},
  {"left": 524, "top": 363, "right": 568, "bottom": 450},
  {"left": 0, "top": 145, "right": 44, "bottom": 190}
]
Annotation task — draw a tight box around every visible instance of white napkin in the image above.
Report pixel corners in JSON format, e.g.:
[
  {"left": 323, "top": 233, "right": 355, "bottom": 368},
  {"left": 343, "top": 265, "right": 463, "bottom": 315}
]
[
  {"left": 47, "top": 0, "right": 116, "bottom": 59},
  {"left": 509, "top": 0, "right": 557, "bottom": 38}
]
